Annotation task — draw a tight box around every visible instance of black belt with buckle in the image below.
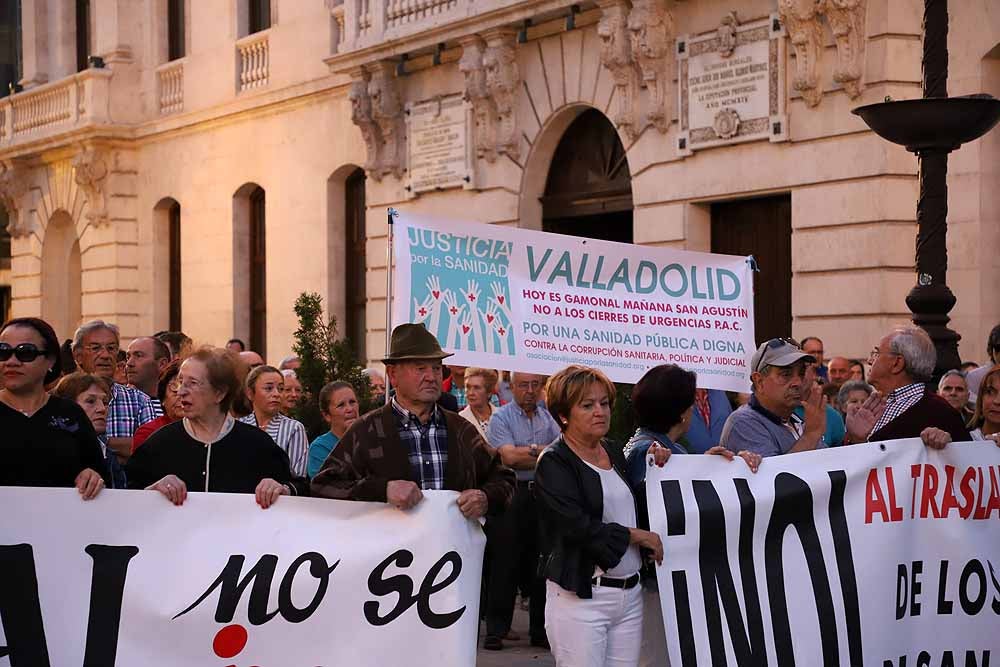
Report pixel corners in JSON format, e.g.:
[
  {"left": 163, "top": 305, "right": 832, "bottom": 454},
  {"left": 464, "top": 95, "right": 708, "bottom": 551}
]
[{"left": 591, "top": 573, "right": 640, "bottom": 589}]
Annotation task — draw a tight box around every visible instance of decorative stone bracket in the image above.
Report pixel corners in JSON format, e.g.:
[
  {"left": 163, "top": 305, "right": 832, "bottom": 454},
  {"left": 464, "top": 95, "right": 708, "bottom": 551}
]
[
  {"left": 778, "top": 0, "right": 867, "bottom": 107},
  {"left": 460, "top": 29, "right": 521, "bottom": 163},
  {"left": 349, "top": 62, "right": 405, "bottom": 181},
  {"left": 0, "top": 161, "right": 32, "bottom": 239},
  {"left": 73, "top": 146, "right": 112, "bottom": 228},
  {"left": 598, "top": 0, "right": 675, "bottom": 140}
]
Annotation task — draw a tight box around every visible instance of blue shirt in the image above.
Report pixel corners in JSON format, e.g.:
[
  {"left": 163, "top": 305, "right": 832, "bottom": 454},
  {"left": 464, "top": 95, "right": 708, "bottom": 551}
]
[
  {"left": 623, "top": 428, "right": 688, "bottom": 487},
  {"left": 486, "top": 402, "right": 561, "bottom": 481},
  {"left": 792, "top": 404, "right": 845, "bottom": 447},
  {"left": 308, "top": 431, "right": 340, "bottom": 479},
  {"left": 684, "top": 389, "right": 733, "bottom": 454}
]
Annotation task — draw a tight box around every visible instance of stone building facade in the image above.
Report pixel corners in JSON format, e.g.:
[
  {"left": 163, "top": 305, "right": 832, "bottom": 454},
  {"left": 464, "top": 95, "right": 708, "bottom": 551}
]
[{"left": 0, "top": 0, "right": 998, "bottom": 366}]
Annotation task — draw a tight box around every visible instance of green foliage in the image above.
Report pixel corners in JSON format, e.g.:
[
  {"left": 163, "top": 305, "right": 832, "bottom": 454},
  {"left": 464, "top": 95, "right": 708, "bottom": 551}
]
[{"left": 289, "top": 293, "right": 375, "bottom": 439}]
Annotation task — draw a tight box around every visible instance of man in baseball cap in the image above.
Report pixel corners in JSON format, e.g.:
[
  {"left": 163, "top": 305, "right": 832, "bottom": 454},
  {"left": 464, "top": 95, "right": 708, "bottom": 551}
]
[{"left": 720, "top": 338, "right": 828, "bottom": 457}]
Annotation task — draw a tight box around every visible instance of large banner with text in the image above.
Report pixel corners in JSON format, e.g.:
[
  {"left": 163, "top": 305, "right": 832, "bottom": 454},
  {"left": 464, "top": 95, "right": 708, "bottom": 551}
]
[
  {"left": 0, "top": 489, "right": 485, "bottom": 666},
  {"left": 646, "top": 439, "right": 1000, "bottom": 667},
  {"left": 392, "top": 214, "right": 756, "bottom": 391}
]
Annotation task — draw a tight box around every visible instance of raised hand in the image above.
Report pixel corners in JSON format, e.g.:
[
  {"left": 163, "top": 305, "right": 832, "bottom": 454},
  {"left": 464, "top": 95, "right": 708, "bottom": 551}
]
[
  {"left": 457, "top": 311, "right": 475, "bottom": 350},
  {"left": 491, "top": 281, "right": 512, "bottom": 320},
  {"left": 425, "top": 275, "right": 444, "bottom": 304},
  {"left": 413, "top": 294, "right": 435, "bottom": 324},
  {"left": 846, "top": 391, "right": 886, "bottom": 443},
  {"left": 463, "top": 280, "right": 481, "bottom": 308},
  {"left": 478, "top": 301, "right": 500, "bottom": 353}
]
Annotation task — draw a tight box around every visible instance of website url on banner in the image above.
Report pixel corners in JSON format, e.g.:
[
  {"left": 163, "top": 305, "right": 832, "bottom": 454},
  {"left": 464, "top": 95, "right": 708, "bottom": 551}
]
[{"left": 525, "top": 352, "right": 744, "bottom": 377}]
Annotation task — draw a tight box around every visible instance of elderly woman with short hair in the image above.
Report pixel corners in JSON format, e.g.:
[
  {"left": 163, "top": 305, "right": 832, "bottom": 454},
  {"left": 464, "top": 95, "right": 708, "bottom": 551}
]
[
  {"left": 126, "top": 348, "right": 303, "bottom": 506},
  {"left": 52, "top": 372, "right": 126, "bottom": 488},
  {"left": 131, "top": 360, "right": 184, "bottom": 451},
  {"left": 836, "top": 380, "right": 874, "bottom": 421},
  {"left": 459, "top": 367, "right": 499, "bottom": 440},
  {"left": 534, "top": 365, "right": 666, "bottom": 667},
  {"left": 281, "top": 369, "right": 304, "bottom": 413}
]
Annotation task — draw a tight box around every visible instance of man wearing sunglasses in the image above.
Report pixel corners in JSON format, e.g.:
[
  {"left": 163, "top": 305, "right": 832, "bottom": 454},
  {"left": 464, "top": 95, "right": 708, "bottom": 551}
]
[
  {"left": 720, "top": 338, "right": 827, "bottom": 457},
  {"left": 73, "top": 321, "right": 156, "bottom": 463}
]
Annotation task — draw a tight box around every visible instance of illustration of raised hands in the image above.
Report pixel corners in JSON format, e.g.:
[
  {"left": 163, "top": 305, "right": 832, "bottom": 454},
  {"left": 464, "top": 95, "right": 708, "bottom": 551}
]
[
  {"left": 463, "top": 280, "right": 481, "bottom": 308},
  {"left": 443, "top": 290, "right": 466, "bottom": 348},
  {"left": 478, "top": 301, "right": 501, "bottom": 353},
  {"left": 413, "top": 294, "right": 435, "bottom": 324},
  {"left": 457, "top": 311, "right": 475, "bottom": 350},
  {"left": 425, "top": 275, "right": 444, "bottom": 304},
  {"left": 424, "top": 275, "right": 445, "bottom": 339},
  {"left": 490, "top": 281, "right": 512, "bottom": 320}
]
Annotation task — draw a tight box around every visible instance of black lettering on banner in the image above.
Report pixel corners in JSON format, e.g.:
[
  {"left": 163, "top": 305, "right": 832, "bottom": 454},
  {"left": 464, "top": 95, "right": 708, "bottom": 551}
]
[
  {"left": 670, "top": 571, "right": 698, "bottom": 667},
  {"left": 764, "top": 473, "right": 840, "bottom": 666},
  {"left": 938, "top": 561, "right": 954, "bottom": 615},
  {"left": 662, "top": 480, "right": 686, "bottom": 536},
  {"left": 827, "top": 471, "right": 863, "bottom": 665},
  {"left": 82, "top": 545, "right": 140, "bottom": 666},
  {"left": 989, "top": 561, "right": 1000, "bottom": 615},
  {"left": 692, "top": 479, "right": 767, "bottom": 667},
  {"left": 174, "top": 555, "right": 281, "bottom": 624},
  {"left": 364, "top": 549, "right": 466, "bottom": 629},
  {"left": 276, "top": 553, "right": 340, "bottom": 623},
  {"left": 0, "top": 544, "right": 51, "bottom": 667},
  {"left": 959, "top": 560, "right": 987, "bottom": 615}
]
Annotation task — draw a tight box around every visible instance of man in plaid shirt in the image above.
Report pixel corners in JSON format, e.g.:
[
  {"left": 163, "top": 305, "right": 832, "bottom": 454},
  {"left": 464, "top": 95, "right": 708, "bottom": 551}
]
[
  {"left": 73, "top": 321, "right": 156, "bottom": 461},
  {"left": 311, "top": 323, "right": 514, "bottom": 519}
]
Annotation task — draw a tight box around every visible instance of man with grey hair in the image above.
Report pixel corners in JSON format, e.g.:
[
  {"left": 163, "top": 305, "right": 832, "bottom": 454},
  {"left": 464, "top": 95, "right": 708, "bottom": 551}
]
[
  {"left": 73, "top": 321, "right": 156, "bottom": 461},
  {"left": 937, "top": 369, "right": 973, "bottom": 422},
  {"left": 278, "top": 355, "right": 300, "bottom": 372},
  {"left": 845, "top": 325, "right": 969, "bottom": 444}
]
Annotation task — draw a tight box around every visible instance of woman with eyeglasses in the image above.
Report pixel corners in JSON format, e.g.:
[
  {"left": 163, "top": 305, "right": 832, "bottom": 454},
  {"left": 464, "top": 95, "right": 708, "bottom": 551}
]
[
  {"left": 52, "top": 372, "right": 127, "bottom": 489},
  {"left": 131, "top": 360, "right": 183, "bottom": 451},
  {"left": 126, "top": 347, "right": 305, "bottom": 507},
  {"left": 0, "top": 317, "right": 108, "bottom": 499}
]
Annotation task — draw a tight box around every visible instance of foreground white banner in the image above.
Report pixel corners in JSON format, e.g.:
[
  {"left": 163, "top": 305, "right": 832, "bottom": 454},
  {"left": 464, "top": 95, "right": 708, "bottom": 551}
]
[
  {"left": 0, "top": 489, "right": 485, "bottom": 666},
  {"left": 392, "top": 214, "right": 756, "bottom": 391},
  {"left": 646, "top": 439, "right": 1000, "bottom": 667}
]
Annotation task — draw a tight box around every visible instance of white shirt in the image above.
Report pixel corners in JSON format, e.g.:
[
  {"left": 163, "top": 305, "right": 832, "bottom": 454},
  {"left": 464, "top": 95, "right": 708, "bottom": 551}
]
[
  {"left": 584, "top": 461, "right": 642, "bottom": 578},
  {"left": 459, "top": 404, "right": 496, "bottom": 441}
]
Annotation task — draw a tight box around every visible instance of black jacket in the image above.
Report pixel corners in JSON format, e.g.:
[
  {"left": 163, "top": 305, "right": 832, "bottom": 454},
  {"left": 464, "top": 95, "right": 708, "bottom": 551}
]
[{"left": 534, "top": 436, "right": 648, "bottom": 599}]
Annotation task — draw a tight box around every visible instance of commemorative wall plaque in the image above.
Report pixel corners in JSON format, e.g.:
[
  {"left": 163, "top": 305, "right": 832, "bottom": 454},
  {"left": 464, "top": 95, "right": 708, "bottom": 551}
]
[
  {"left": 406, "top": 94, "right": 474, "bottom": 195},
  {"left": 677, "top": 13, "right": 787, "bottom": 154}
]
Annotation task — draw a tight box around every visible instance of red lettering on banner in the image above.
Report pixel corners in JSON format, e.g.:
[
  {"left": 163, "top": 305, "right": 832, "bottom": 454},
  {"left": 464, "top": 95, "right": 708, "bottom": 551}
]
[
  {"left": 959, "top": 466, "right": 978, "bottom": 519},
  {"left": 987, "top": 467, "right": 1000, "bottom": 520},
  {"left": 884, "top": 468, "right": 904, "bottom": 521},
  {"left": 939, "top": 466, "right": 961, "bottom": 519},
  {"left": 865, "top": 468, "right": 890, "bottom": 524},
  {"left": 919, "top": 466, "right": 942, "bottom": 519},
  {"left": 911, "top": 464, "right": 922, "bottom": 520}
]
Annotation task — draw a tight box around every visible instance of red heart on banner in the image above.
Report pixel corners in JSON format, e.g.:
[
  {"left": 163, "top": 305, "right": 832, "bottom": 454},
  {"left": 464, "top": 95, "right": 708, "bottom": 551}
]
[
  {"left": 432, "top": 290, "right": 440, "bottom": 299},
  {"left": 486, "top": 314, "right": 494, "bottom": 324},
  {"left": 462, "top": 325, "right": 470, "bottom": 334},
  {"left": 497, "top": 296, "right": 505, "bottom": 304}
]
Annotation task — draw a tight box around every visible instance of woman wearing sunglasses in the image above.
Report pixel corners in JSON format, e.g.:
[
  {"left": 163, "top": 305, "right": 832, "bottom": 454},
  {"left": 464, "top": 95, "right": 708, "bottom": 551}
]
[{"left": 0, "top": 317, "right": 108, "bottom": 499}]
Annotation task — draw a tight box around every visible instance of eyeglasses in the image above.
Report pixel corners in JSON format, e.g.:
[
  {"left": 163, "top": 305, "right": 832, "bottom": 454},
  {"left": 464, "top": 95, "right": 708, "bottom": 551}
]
[
  {"left": 84, "top": 343, "right": 119, "bottom": 355},
  {"left": 0, "top": 343, "right": 50, "bottom": 363},
  {"left": 868, "top": 347, "right": 897, "bottom": 364},
  {"left": 170, "top": 378, "right": 205, "bottom": 392}
]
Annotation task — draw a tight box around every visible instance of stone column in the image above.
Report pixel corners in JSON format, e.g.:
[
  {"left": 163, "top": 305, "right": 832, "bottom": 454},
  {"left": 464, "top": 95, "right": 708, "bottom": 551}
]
[{"left": 18, "top": 0, "right": 49, "bottom": 88}]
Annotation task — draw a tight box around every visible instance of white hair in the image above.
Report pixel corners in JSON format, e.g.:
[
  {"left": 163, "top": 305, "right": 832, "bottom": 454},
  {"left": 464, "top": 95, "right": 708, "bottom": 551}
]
[
  {"left": 887, "top": 326, "right": 936, "bottom": 382},
  {"left": 937, "top": 369, "right": 967, "bottom": 391},
  {"left": 278, "top": 355, "right": 300, "bottom": 370},
  {"left": 362, "top": 368, "right": 384, "bottom": 380},
  {"left": 281, "top": 369, "right": 298, "bottom": 380},
  {"left": 72, "top": 320, "right": 120, "bottom": 351}
]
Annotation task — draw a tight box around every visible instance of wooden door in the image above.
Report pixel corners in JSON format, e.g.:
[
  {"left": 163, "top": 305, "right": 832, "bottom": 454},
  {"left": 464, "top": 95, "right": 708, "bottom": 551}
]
[
  {"left": 711, "top": 196, "right": 792, "bottom": 345},
  {"left": 249, "top": 187, "right": 267, "bottom": 358},
  {"left": 345, "top": 168, "right": 367, "bottom": 361}
]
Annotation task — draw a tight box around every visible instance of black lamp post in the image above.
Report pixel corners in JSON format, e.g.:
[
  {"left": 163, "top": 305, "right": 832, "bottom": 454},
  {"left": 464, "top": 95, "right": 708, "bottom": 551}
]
[{"left": 852, "top": 0, "right": 1000, "bottom": 378}]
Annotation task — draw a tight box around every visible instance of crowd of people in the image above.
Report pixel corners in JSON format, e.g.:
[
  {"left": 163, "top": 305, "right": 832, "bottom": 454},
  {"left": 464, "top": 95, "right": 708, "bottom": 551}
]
[{"left": 2, "top": 314, "right": 999, "bottom": 667}]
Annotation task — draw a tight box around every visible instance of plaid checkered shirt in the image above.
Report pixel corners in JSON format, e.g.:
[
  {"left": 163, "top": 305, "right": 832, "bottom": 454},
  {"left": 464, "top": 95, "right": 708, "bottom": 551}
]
[
  {"left": 391, "top": 396, "right": 448, "bottom": 490},
  {"left": 870, "top": 382, "right": 925, "bottom": 437},
  {"left": 107, "top": 383, "right": 157, "bottom": 439}
]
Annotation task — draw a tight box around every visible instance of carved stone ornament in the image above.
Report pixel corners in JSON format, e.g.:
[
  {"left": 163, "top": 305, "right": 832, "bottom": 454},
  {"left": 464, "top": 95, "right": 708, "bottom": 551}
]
[
  {"left": 348, "top": 68, "right": 381, "bottom": 176},
  {"left": 73, "top": 147, "right": 111, "bottom": 227},
  {"left": 0, "top": 161, "right": 32, "bottom": 239},
  {"left": 713, "top": 108, "right": 741, "bottom": 139},
  {"left": 459, "top": 36, "right": 500, "bottom": 163},
  {"left": 778, "top": 0, "right": 824, "bottom": 107},
  {"left": 823, "top": 0, "right": 867, "bottom": 98},
  {"left": 482, "top": 29, "right": 520, "bottom": 161},
  {"left": 627, "top": 0, "right": 674, "bottom": 134},
  {"left": 598, "top": 0, "right": 640, "bottom": 139},
  {"left": 717, "top": 11, "right": 739, "bottom": 58},
  {"left": 367, "top": 62, "right": 405, "bottom": 181}
]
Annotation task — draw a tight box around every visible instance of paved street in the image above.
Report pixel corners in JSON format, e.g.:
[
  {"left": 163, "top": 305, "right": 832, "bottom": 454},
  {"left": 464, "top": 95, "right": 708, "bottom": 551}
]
[{"left": 477, "top": 606, "right": 555, "bottom": 667}]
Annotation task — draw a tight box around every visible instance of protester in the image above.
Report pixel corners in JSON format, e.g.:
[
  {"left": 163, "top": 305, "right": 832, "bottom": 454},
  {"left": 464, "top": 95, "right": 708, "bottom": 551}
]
[
  {"left": 684, "top": 387, "right": 732, "bottom": 453},
  {"left": 0, "top": 317, "right": 107, "bottom": 497},
  {"left": 362, "top": 367, "right": 386, "bottom": 404},
  {"left": 497, "top": 370, "right": 515, "bottom": 405},
  {"left": 836, "top": 380, "right": 874, "bottom": 421},
  {"left": 794, "top": 358, "right": 846, "bottom": 446},
  {"left": 968, "top": 365, "right": 1000, "bottom": 442},
  {"left": 720, "top": 339, "right": 826, "bottom": 457},
  {"left": 114, "top": 349, "right": 128, "bottom": 385},
  {"left": 132, "top": 361, "right": 183, "bottom": 451},
  {"left": 534, "top": 365, "right": 664, "bottom": 667},
  {"left": 445, "top": 364, "right": 469, "bottom": 408},
  {"left": 308, "top": 381, "right": 360, "bottom": 478},
  {"left": 960, "top": 361, "right": 980, "bottom": 373},
  {"left": 154, "top": 330, "right": 193, "bottom": 360},
  {"left": 827, "top": 356, "right": 853, "bottom": 387},
  {"left": 229, "top": 350, "right": 254, "bottom": 418},
  {"left": 801, "top": 336, "right": 827, "bottom": 381},
  {"left": 843, "top": 326, "right": 970, "bottom": 446},
  {"left": 239, "top": 350, "right": 265, "bottom": 369},
  {"left": 73, "top": 321, "right": 156, "bottom": 461},
  {"left": 937, "top": 369, "right": 973, "bottom": 422},
  {"left": 849, "top": 359, "right": 866, "bottom": 381},
  {"left": 459, "top": 367, "right": 498, "bottom": 440},
  {"left": 622, "top": 363, "right": 761, "bottom": 666},
  {"left": 310, "top": 323, "right": 514, "bottom": 520},
  {"left": 279, "top": 355, "right": 301, "bottom": 372},
  {"left": 483, "top": 370, "right": 561, "bottom": 650},
  {"left": 59, "top": 339, "right": 78, "bottom": 377},
  {"left": 967, "top": 324, "right": 1000, "bottom": 402},
  {"left": 127, "top": 347, "right": 303, "bottom": 506},
  {"left": 226, "top": 338, "right": 246, "bottom": 353},
  {"left": 238, "top": 365, "right": 309, "bottom": 478},
  {"left": 281, "top": 369, "right": 304, "bottom": 412},
  {"left": 52, "top": 372, "right": 126, "bottom": 488},
  {"left": 125, "top": 336, "right": 171, "bottom": 416}
]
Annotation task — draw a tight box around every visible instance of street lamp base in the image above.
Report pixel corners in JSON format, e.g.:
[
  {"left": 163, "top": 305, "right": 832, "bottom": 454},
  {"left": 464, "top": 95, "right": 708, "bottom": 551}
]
[{"left": 904, "top": 282, "right": 961, "bottom": 378}]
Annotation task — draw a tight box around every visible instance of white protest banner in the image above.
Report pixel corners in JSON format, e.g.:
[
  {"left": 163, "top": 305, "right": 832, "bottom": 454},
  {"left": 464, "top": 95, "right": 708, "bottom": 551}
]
[
  {"left": 392, "top": 213, "right": 755, "bottom": 391},
  {"left": 0, "top": 489, "right": 484, "bottom": 666},
  {"left": 646, "top": 440, "right": 1000, "bottom": 667}
]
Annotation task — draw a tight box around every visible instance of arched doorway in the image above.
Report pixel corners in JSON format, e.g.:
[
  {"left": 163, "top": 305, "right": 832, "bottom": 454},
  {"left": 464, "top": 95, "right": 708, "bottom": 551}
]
[
  {"left": 153, "top": 197, "right": 182, "bottom": 332},
  {"left": 233, "top": 183, "right": 267, "bottom": 357},
  {"left": 41, "top": 211, "right": 82, "bottom": 341},
  {"left": 540, "top": 109, "right": 633, "bottom": 243}
]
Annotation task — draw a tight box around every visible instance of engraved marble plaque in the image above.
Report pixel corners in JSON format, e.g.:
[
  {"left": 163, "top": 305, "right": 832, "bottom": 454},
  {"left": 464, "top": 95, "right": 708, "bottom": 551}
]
[
  {"left": 677, "top": 14, "right": 787, "bottom": 154},
  {"left": 406, "top": 94, "right": 473, "bottom": 194}
]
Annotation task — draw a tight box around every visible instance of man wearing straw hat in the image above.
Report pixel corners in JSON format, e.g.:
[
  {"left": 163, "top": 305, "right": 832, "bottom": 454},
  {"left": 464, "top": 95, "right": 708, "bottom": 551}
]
[{"left": 311, "top": 323, "right": 514, "bottom": 519}]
